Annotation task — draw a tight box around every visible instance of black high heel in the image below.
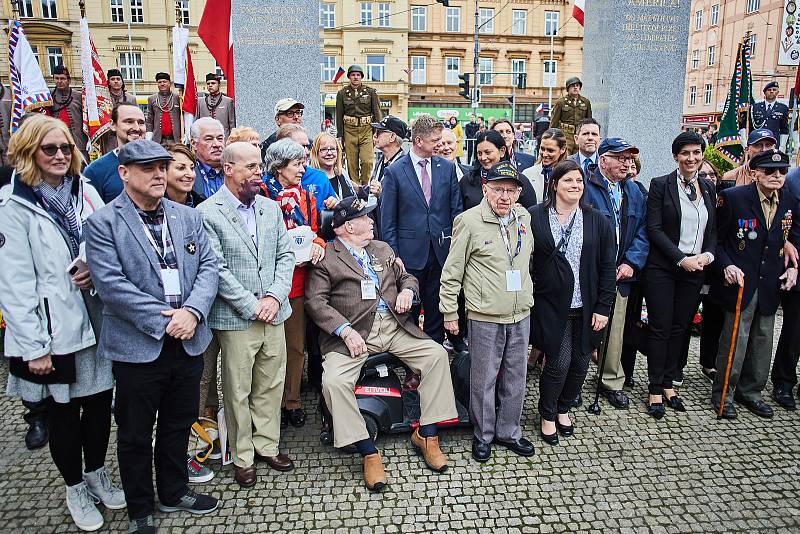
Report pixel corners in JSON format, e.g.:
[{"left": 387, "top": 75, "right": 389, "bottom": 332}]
[
  {"left": 645, "top": 400, "right": 665, "bottom": 420},
  {"left": 555, "top": 416, "right": 574, "bottom": 437},
  {"left": 539, "top": 418, "right": 559, "bottom": 445},
  {"left": 663, "top": 390, "right": 686, "bottom": 412}
]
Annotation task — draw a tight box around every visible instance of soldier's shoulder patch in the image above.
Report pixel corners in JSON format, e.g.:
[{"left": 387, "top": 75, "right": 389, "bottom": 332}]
[{"left": 0, "top": 232, "right": 5, "bottom": 248}]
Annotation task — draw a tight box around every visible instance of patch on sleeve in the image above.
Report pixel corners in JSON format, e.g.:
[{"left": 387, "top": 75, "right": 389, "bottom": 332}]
[{"left": 0, "top": 232, "right": 6, "bottom": 248}]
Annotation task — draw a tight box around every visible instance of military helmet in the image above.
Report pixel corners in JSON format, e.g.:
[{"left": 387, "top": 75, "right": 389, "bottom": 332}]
[
  {"left": 347, "top": 64, "right": 364, "bottom": 77},
  {"left": 565, "top": 76, "right": 583, "bottom": 89}
]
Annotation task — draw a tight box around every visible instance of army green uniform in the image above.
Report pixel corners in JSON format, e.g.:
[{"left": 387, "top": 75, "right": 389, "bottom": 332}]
[
  {"left": 550, "top": 94, "right": 592, "bottom": 155},
  {"left": 336, "top": 82, "right": 382, "bottom": 185}
]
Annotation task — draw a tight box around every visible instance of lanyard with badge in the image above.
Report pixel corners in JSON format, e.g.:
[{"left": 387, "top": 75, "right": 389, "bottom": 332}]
[
  {"left": 498, "top": 210, "right": 524, "bottom": 292},
  {"left": 557, "top": 211, "right": 578, "bottom": 254},
  {"left": 351, "top": 249, "right": 382, "bottom": 300},
  {"left": 140, "top": 218, "right": 181, "bottom": 298}
]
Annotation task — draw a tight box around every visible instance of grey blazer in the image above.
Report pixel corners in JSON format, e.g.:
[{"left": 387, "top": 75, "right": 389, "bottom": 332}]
[
  {"left": 85, "top": 193, "right": 219, "bottom": 363},
  {"left": 196, "top": 188, "right": 294, "bottom": 331}
]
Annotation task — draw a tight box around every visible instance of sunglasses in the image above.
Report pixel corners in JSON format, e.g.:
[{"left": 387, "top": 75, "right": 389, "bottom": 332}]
[
  {"left": 758, "top": 167, "right": 788, "bottom": 176},
  {"left": 40, "top": 143, "right": 74, "bottom": 157}
]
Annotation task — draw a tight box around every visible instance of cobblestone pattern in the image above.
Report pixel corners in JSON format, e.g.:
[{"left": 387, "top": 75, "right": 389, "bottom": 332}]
[{"left": 2, "top": 322, "right": 800, "bottom": 533}]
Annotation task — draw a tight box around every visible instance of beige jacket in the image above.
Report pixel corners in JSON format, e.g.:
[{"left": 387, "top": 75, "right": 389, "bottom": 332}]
[{"left": 440, "top": 198, "right": 534, "bottom": 324}]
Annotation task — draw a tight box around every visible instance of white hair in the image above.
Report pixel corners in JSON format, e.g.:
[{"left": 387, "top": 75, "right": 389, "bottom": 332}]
[{"left": 190, "top": 116, "right": 224, "bottom": 140}]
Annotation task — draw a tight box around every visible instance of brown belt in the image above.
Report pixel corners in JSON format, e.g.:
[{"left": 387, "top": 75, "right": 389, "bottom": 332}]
[
  {"left": 344, "top": 115, "right": 373, "bottom": 126},
  {"left": 559, "top": 123, "right": 575, "bottom": 134}
]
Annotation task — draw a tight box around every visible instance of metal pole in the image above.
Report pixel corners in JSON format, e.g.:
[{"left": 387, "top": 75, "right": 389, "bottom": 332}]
[
  {"left": 547, "top": 32, "right": 554, "bottom": 110},
  {"left": 511, "top": 82, "right": 516, "bottom": 123},
  {"left": 472, "top": 0, "right": 479, "bottom": 110},
  {"left": 126, "top": 0, "right": 137, "bottom": 96}
]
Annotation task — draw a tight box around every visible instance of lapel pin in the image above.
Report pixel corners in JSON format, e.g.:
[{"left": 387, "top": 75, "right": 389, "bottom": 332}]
[{"left": 185, "top": 242, "right": 197, "bottom": 254}]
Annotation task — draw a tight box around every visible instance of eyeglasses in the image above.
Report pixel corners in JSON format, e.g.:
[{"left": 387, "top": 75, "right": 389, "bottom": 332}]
[
  {"left": 486, "top": 185, "right": 521, "bottom": 197},
  {"left": 281, "top": 110, "right": 304, "bottom": 119},
  {"left": 698, "top": 171, "right": 716, "bottom": 179},
  {"left": 603, "top": 154, "right": 634, "bottom": 164},
  {"left": 301, "top": 144, "right": 312, "bottom": 150},
  {"left": 233, "top": 162, "right": 263, "bottom": 172},
  {"left": 758, "top": 167, "right": 788, "bottom": 176},
  {"left": 40, "top": 143, "right": 74, "bottom": 157},
  {"left": 319, "top": 147, "right": 338, "bottom": 154}
]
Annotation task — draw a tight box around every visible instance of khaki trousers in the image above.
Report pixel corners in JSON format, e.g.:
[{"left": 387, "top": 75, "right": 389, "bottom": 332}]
[
  {"left": 198, "top": 332, "right": 220, "bottom": 415},
  {"left": 217, "top": 322, "right": 287, "bottom": 467},
  {"left": 601, "top": 291, "right": 628, "bottom": 391},
  {"left": 282, "top": 297, "right": 306, "bottom": 410},
  {"left": 344, "top": 122, "right": 374, "bottom": 185},
  {"left": 322, "top": 312, "right": 458, "bottom": 448}
]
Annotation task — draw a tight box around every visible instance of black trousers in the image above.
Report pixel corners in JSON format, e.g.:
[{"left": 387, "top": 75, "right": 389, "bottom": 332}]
[
  {"left": 306, "top": 320, "right": 323, "bottom": 391},
  {"left": 699, "top": 296, "right": 725, "bottom": 370},
  {"left": 772, "top": 291, "right": 800, "bottom": 389},
  {"left": 621, "top": 281, "right": 644, "bottom": 380},
  {"left": 466, "top": 139, "right": 476, "bottom": 165},
  {"left": 643, "top": 265, "right": 703, "bottom": 394},
  {"left": 539, "top": 312, "right": 590, "bottom": 420},
  {"left": 22, "top": 398, "right": 47, "bottom": 425},
  {"left": 113, "top": 338, "right": 203, "bottom": 520},
  {"left": 47, "top": 389, "right": 113, "bottom": 486},
  {"left": 409, "top": 244, "right": 444, "bottom": 344}
]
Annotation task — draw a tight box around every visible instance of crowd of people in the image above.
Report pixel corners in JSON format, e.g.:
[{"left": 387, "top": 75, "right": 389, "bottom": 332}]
[{"left": 2, "top": 67, "right": 800, "bottom": 534}]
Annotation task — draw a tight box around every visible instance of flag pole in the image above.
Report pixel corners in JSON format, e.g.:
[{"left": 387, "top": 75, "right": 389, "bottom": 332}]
[{"left": 174, "top": 2, "right": 184, "bottom": 107}]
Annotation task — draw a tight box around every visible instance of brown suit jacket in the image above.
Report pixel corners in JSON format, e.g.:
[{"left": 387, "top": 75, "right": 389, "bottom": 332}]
[
  {"left": 305, "top": 237, "right": 425, "bottom": 355},
  {"left": 145, "top": 91, "right": 182, "bottom": 143}
]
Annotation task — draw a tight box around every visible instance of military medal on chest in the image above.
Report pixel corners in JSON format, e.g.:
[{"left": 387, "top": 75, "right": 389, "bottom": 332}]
[{"left": 781, "top": 210, "right": 793, "bottom": 257}]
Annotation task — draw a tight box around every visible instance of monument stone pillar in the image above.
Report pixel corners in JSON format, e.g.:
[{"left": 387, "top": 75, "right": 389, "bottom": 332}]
[
  {"left": 232, "top": 0, "right": 321, "bottom": 140},
  {"left": 582, "top": 0, "right": 692, "bottom": 180}
]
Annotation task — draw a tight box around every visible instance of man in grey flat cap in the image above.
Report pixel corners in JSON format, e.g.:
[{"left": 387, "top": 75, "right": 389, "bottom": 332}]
[{"left": 86, "top": 139, "right": 220, "bottom": 534}]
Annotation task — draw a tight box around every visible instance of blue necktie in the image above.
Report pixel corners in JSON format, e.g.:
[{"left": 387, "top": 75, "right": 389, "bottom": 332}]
[{"left": 582, "top": 157, "right": 591, "bottom": 177}]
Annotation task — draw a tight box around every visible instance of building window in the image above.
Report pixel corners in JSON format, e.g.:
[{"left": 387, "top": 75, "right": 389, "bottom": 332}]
[
  {"left": 694, "top": 10, "right": 702, "bottom": 31},
  {"left": 321, "top": 56, "right": 336, "bottom": 82},
  {"left": 411, "top": 56, "right": 426, "bottom": 85},
  {"left": 512, "top": 59, "right": 526, "bottom": 87},
  {"left": 46, "top": 46, "right": 63, "bottom": 75},
  {"left": 19, "top": 0, "right": 34, "bottom": 17},
  {"left": 320, "top": 3, "right": 335, "bottom": 28},
  {"left": 130, "top": 0, "right": 144, "bottom": 23},
  {"left": 710, "top": 4, "right": 719, "bottom": 26},
  {"left": 478, "top": 8, "right": 494, "bottom": 34},
  {"left": 748, "top": 34, "right": 757, "bottom": 56},
  {"left": 704, "top": 83, "right": 713, "bottom": 105},
  {"left": 41, "top": 0, "right": 57, "bottom": 19},
  {"left": 215, "top": 62, "right": 225, "bottom": 80},
  {"left": 707, "top": 45, "right": 715, "bottom": 66},
  {"left": 119, "top": 52, "right": 143, "bottom": 81},
  {"left": 689, "top": 86, "right": 697, "bottom": 106},
  {"left": 544, "top": 11, "right": 558, "bottom": 36},
  {"left": 110, "top": 0, "right": 124, "bottom": 22},
  {"left": 691, "top": 50, "right": 699, "bottom": 70},
  {"left": 478, "top": 57, "right": 493, "bottom": 86},
  {"left": 445, "top": 7, "right": 460, "bottom": 32},
  {"left": 177, "top": 0, "right": 189, "bottom": 25},
  {"left": 747, "top": 0, "right": 760, "bottom": 13},
  {"left": 512, "top": 10, "right": 526, "bottom": 35},
  {"left": 366, "top": 55, "right": 384, "bottom": 82},
  {"left": 445, "top": 56, "right": 460, "bottom": 85},
  {"left": 543, "top": 60, "right": 557, "bottom": 87},
  {"left": 378, "top": 3, "right": 390, "bottom": 27},
  {"left": 411, "top": 6, "right": 427, "bottom": 31},
  {"left": 360, "top": 3, "right": 372, "bottom": 26}
]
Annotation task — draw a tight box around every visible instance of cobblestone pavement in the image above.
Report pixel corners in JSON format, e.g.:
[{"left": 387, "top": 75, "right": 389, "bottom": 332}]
[{"left": 2, "top": 322, "right": 800, "bottom": 534}]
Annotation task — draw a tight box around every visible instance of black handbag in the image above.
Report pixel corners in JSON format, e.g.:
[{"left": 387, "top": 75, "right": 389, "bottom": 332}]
[{"left": 8, "top": 353, "right": 77, "bottom": 384}]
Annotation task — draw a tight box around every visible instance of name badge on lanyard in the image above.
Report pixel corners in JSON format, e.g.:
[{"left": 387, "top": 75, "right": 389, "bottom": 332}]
[
  {"left": 499, "top": 211, "right": 523, "bottom": 292},
  {"left": 140, "top": 218, "right": 181, "bottom": 297},
  {"left": 361, "top": 279, "right": 377, "bottom": 300}
]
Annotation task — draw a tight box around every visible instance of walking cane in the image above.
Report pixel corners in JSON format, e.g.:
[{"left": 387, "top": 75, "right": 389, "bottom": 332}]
[
  {"left": 587, "top": 297, "right": 617, "bottom": 415},
  {"left": 717, "top": 283, "right": 745, "bottom": 419}
]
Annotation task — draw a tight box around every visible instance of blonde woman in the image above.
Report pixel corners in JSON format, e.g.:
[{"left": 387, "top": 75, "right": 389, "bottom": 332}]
[
  {"left": 310, "top": 132, "right": 358, "bottom": 199},
  {"left": 227, "top": 126, "right": 260, "bottom": 148}
]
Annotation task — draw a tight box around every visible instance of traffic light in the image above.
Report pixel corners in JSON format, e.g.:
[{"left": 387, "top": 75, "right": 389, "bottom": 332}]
[
  {"left": 516, "top": 73, "right": 527, "bottom": 90},
  {"left": 458, "top": 73, "right": 470, "bottom": 101}
]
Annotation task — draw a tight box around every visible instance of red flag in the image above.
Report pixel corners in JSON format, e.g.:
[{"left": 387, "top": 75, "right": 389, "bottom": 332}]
[
  {"left": 573, "top": 0, "right": 585, "bottom": 27},
  {"left": 198, "top": 0, "right": 234, "bottom": 99},
  {"left": 794, "top": 62, "right": 800, "bottom": 99},
  {"left": 332, "top": 66, "right": 345, "bottom": 84},
  {"left": 182, "top": 48, "right": 197, "bottom": 115}
]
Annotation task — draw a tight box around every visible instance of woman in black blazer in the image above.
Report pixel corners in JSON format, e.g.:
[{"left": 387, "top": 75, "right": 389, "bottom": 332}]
[
  {"left": 529, "top": 160, "right": 616, "bottom": 444},
  {"left": 643, "top": 132, "right": 716, "bottom": 419}
]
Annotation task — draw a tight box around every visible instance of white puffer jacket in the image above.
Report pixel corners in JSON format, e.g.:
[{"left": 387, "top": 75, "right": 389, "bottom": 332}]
[{"left": 0, "top": 172, "right": 104, "bottom": 360}]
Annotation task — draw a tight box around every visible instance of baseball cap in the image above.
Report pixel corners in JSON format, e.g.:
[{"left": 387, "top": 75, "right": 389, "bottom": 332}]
[
  {"left": 371, "top": 115, "right": 409, "bottom": 139},
  {"left": 598, "top": 137, "right": 639, "bottom": 156},
  {"left": 118, "top": 139, "right": 174, "bottom": 165},
  {"left": 332, "top": 196, "right": 377, "bottom": 228},
  {"left": 274, "top": 98, "right": 305, "bottom": 115},
  {"left": 747, "top": 128, "right": 777, "bottom": 146},
  {"left": 749, "top": 149, "right": 789, "bottom": 169},
  {"left": 484, "top": 161, "right": 524, "bottom": 187}
]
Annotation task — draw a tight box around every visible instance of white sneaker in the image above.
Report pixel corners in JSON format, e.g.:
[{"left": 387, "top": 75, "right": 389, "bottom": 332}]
[
  {"left": 187, "top": 456, "right": 214, "bottom": 484},
  {"left": 84, "top": 466, "right": 127, "bottom": 510},
  {"left": 66, "top": 481, "right": 104, "bottom": 532}
]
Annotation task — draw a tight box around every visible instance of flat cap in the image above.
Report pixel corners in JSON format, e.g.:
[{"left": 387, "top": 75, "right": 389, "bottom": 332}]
[
  {"left": 118, "top": 139, "right": 174, "bottom": 165},
  {"left": 749, "top": 149, "right": 789, "bottom": 169}
]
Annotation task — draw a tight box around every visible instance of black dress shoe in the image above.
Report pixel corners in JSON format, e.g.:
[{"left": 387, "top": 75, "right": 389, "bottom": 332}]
[
  {"left": 603, "top": 389, "right": 630, "bottom": 410},
  {"left": 287, "top": 408, "right": 306, "bottom": 427},
  {"left": 773, "top": 387, "right": 797, "bottom": 410},
  {"left": 25, "top": 420, "right": 48, "bottom": 450},
  {"left": 494, "top": 437, "right": 535, "bottom": 457},
  {"left": 571, "top": 393, "right": 582, "bottom": 408},
  {"left": 645, "top": 401, "right": 665, "bottom": 420},
  {"left": 472, "top": 438, "right": 491, "bottom": 463},
  {"left": 663, "top": 391, "right": 686, "bottom": 412},
  {"left": 714, "top": 404, "right": 738, "bottom": 420},
  {"left": 736, "top": 397, "right": 774, "bottom": 418},
  {"left": 623, "top": 376, "right": 635, "bottom": 389},
  {"left": 555, "top": 419, "right": 574, "bottom": 437}
]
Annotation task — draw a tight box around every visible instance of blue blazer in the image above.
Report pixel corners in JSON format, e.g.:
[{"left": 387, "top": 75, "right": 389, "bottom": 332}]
[
  {"left": 380, "top": 154, "right": 463, "bottom": 270},
  {"left": 512, "top": 151, "right": 536, "bottom": 175},
  {"left": 584, "top": 168, "right": 649, "bottom": 296}
]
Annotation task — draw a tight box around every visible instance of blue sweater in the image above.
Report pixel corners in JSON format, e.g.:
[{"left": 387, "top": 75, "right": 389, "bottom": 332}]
[
  {"left": 83, "top": 151, "right": 122, "bottom": 204},
  {"left": 262, "top": 166, "right": 336, "bottom": 212}
]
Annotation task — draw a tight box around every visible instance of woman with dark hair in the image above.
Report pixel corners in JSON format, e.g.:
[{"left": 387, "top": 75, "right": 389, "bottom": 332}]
[
  {"left": 529, "top": 159, "right": 616, "bottom": 444},
  {"left": 522, "top": 128, "right": 568, "bottom": 203},
  {"left": 643, "top": 131, "right": 716, "bottom": 418},
  {"left": 492, "top": 119, "right": 535, "bottom": 173},
  {"left": 460, "top": 130, "right": 536, "bottom": 210},
  {"left": 165, "top": 143, "right": 206, "bottom": 207}
]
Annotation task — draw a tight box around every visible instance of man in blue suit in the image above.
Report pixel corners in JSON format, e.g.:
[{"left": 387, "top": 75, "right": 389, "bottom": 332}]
[
  {"left": 568, "top": 118, "right": 601, "bottom": 177},
  {"left": 584, "top": 138, "right": 649, "bottom": 410},
  {"left": 381, "top": 114, "right": 463, "bottom": 344}
]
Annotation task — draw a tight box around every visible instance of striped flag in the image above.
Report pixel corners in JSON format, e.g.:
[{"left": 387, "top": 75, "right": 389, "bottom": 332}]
[
  {"left": 79, "top": 17, "right": 112, "bottom": 153},
  {"left": 8, "top": 19, "right": 51, "bottom": 133},
  {"left": 182, "top": 48, "right": 198, "bottom": 137},
  {"left": 573, "top": 0, "right": 585, "bottom": 27},
  {"left": 714, "top": 41, "right": 753, "bottom": 165},
  {"left": 332, "top": 66, "right": 346, "bottom": 83}
]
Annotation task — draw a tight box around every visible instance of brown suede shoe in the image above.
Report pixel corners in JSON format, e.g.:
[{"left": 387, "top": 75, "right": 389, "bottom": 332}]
[
  {"left": 234, "top": 465, "right": 256, "bottom": 488},
  {"left": 362, "top": 452, "right": 387, "bottom": 492},
  {"left": 411, "top": 429, "right": 448, "bottom": 472}
]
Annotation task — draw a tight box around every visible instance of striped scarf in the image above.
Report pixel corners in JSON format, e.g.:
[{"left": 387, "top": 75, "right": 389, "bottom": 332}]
[
  {"left": 277, "top": 185, "right": 306, "bottom": 229},
  {"left": 34, "top": 175, "right": 81, "bottom": 257}
]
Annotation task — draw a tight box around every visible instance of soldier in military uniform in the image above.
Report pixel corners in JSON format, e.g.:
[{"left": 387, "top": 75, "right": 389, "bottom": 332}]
[
  {"left": 101, "top": 68, "right": 137, "bottom": 154},
  {"left": 549, "top": 76, "right": 592, "bottom": 155},
  {"left": 145, "top": 72, "right": 182, "bottom": 145},
  {"left": 710, "top": 149, "right": 799, "bottom": 420},
  {"left": 46, "top": 66, "right": 89, "bottom": 160},
  {"left": 196, "top": 73, "right": 236, "bottom": 138},
  {"left": 336, "top": 65, "right": 382, "bottom": 185},
  {"left": 750, "top": 82, "right": 790, "bottom": 150}
]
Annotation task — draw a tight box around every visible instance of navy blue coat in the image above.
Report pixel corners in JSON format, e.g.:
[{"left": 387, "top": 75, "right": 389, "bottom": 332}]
[
  {"left": 583, "top": 168, "right": 649, "bottom": 296},
  {"left": 512, "top": 151, "right": 536, "bottom": 175},
  {"left": 709, "top": 183, "right": 800, "bottom": 315},
  {"left": 750, "top": 101, "right": 790, "bottom": 137},
  {"left": 380, "top": 154, "right": 463, "bottom": 270}
]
